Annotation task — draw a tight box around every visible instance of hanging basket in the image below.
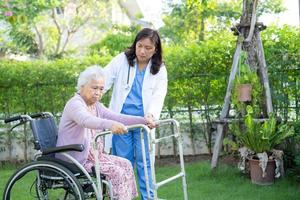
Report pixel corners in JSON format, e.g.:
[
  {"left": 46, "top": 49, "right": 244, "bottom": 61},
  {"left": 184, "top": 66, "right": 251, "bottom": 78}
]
[{"left": 237, "top": 84, "right": 252, "bottom": 102}]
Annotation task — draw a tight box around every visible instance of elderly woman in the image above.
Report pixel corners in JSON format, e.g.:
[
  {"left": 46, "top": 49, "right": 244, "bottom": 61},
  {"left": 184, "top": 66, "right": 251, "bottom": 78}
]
[{"left": 56, "top": 65, "right": 155, "bottom": 200}]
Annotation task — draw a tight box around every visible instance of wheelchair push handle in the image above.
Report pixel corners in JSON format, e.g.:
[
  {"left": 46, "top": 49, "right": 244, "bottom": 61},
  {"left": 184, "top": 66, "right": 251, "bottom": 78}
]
[
  {"left": 4, "top": 115, "right": 23, "bottom": 123},
  {"left": 30, "top": 113, "right": 44, "bottom": 118},
  {"left": 4, "top": 114, "right": 33, "bottom": 124},
  {"left": 4, "top": 112, "right": 53, "bottom": 124}
]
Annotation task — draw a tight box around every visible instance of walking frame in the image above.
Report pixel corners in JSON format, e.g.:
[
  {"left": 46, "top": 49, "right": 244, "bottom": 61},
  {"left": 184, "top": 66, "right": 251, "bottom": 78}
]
[{"left": 93, "top": 119, "right": 189, "bottom": 200}]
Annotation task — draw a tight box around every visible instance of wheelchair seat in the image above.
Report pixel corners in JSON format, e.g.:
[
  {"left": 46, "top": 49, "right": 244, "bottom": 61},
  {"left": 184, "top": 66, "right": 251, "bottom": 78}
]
[
  {"left": 30, "top": 116, "right": 58, "bottom": 152},
  {"left": 30, "top": 115, "right": 84, "bottom": 174}
]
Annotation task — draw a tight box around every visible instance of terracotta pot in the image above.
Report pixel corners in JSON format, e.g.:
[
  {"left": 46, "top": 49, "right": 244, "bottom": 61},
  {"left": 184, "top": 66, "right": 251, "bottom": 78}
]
[
  {"left": 249, "top": 158, "right": 275, "bottom": 185},
  {"left": 237, "top": 84, "right": 252, "bottom": 102}
]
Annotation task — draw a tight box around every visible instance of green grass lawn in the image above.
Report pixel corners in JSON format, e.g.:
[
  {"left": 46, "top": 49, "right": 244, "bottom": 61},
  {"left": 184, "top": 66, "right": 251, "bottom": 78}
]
[
  {"left": 1, "top": 161, "right": 299, "bottom": 200},
  {"left": 155, "top": 161, "right": 300, "bottom": 200}
]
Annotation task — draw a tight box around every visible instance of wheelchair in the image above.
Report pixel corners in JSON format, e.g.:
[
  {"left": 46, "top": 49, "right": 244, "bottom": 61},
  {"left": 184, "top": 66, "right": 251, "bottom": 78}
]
[{"left": 2, "top": 112, "right": 112, "bottom": 200}]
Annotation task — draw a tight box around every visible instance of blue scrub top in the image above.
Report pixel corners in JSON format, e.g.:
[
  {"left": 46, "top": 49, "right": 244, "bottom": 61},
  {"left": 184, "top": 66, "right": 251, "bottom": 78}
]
[{"left": 121, "top": 67, "right": 146, "bottom": 117}]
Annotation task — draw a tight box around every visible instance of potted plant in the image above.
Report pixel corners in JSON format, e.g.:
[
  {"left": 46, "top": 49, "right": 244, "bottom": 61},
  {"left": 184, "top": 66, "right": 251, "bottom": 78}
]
[
  {"left": 230, "top": 106, "right": 294, "bottom": 185},
  {"left": 232, "top": 51, "right": 262, "bottom": 116}
]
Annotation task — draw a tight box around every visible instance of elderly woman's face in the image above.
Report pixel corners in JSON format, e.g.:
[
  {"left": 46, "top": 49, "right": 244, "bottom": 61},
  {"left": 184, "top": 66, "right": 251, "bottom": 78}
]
[
  {"left": 80, "top": 78, "right": 105, "bottom": 105},
  {"left": 135, "top": 37, "right": 156, "bottom": 64}
]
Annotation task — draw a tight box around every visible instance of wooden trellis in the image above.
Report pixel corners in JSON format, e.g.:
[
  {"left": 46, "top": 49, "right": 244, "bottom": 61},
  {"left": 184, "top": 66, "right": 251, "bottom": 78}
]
[{"left": 211, "top": 0, "right": 273, "bottom": 169}]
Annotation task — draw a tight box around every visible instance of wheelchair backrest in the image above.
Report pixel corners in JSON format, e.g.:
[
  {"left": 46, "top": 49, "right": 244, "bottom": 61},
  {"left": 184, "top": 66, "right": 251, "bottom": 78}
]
[{"left": 30, "top": 115, "right": 58, "bottom": 152}]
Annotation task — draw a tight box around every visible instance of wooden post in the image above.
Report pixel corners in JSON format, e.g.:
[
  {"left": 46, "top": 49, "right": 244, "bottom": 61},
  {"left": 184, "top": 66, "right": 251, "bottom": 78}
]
[
  {"left": 255, "top": 32, "right": 273, "bottom": 114},
  {"left": 211, "top": 41, "right": 242, "bottom": 169}
]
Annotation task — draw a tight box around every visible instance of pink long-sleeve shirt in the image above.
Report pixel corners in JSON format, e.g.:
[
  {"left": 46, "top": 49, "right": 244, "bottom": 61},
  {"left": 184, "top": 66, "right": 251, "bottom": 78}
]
[{"left": 56, "top": 93, "right": 146, "bottom": 165}]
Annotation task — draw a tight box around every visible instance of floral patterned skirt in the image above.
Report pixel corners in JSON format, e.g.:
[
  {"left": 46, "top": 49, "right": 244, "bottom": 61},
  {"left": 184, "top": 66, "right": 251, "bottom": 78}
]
[{"left": 84, "top": 147, "right": 138, "bottom": 200}]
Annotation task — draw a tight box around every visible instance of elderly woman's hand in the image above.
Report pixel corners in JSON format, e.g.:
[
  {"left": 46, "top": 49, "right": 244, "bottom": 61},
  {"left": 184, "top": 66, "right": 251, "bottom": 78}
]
[
  {"left": 145, "top": 113, "right": 156, "bottom": 129},
  {"left": 111, "top": 122, "right": 128, "bottom": 134}
]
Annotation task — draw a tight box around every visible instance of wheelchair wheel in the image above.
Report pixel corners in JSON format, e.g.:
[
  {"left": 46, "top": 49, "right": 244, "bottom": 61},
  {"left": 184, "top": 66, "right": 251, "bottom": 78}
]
[{"left": 3, "top": 160, "right": 84, "bottom": 200}]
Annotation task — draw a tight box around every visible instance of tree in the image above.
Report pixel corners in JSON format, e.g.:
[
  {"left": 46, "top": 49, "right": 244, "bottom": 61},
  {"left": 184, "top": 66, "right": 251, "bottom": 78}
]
[
  {"left": 0, "top": 0, "right": 55, "bottom": 55},
  {"left": 256, "top": 0, "right": 285, "bottom": 16},
  {"left": 159, "top": 0, "right": 285, "bottom": 44},
  {"left": 160, "top": 0, "right": 240, "bottom": 44},
  {"left": 0, "top": 0, "right": 110, "bottom": 58},
  {"left": 89, "top": 25, "right": 141, "bottom": 57}
]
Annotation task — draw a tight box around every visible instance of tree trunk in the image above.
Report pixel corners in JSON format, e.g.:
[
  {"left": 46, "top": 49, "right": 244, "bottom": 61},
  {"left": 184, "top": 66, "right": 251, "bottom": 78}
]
[
  {"left": 21, "top": 89, "right": 29, "bottom": 162},
  {"left": 200, "top": 111, "right": 210, "bottom": 155},
  {"left": 34, "top": 25, "right": 44, "bottom": 57},
  {"left": 199, "top": 12, "right": 205, "bottom": 41},
  {"left": 204, "top": 104, "right": 212, "bottom": 155},
  {"left": 60, "top": 31, "right": 71, "bottom": 55},
  {"left": 23, "top": 123, "right": 28, "bottom": 163},
  {"left": 5, "top": 110, "right": 13, "bottom": 163},
  {"left": 8, "top": 131, "right": 13, "bottom": 163},
  {"left": 188, "top": 105, "right": 196, "bottom": 155},
  {"left": 51, "top": 8, "right": 62, "bottom": 56},
  {"left": 168, "top": 108, "right": 177, "bottom": 158},
  {"left": 156, "top": 126, "right": 161, "bottom": 159},
  {"left": 296, "top": 77, "right": 299, "bottom": 121}
]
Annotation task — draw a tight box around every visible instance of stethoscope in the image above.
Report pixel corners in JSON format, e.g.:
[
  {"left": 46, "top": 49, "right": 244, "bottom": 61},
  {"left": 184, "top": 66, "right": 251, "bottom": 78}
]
[
  {"left": 125, "top": 65, "right": 131, "bottom": 90},
  {"left": 125, "top": 62, "right": 147, "bottom": 90}
]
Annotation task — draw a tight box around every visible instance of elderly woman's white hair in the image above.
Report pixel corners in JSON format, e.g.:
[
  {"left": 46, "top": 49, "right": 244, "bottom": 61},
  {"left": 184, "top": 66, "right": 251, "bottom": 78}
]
[{"left": 77, "top": 65, "right": 105, "bottom": 92}]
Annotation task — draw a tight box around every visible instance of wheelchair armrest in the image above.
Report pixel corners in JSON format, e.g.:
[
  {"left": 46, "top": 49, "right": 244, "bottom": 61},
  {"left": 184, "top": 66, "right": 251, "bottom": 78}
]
[{"left": 42, "top": 144, "right": 85, "bottom": 155}]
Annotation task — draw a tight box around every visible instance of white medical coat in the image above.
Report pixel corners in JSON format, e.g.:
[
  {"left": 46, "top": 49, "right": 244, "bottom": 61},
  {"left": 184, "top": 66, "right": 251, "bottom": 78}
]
[{"left": 103, "top": 52, "right": 168, "bottom": 151}]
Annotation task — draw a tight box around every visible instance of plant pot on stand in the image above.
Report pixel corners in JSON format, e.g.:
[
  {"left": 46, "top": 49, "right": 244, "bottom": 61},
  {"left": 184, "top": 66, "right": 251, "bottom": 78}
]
[{"left": 237, "top": 84, "right": 252, "bottom": 102}]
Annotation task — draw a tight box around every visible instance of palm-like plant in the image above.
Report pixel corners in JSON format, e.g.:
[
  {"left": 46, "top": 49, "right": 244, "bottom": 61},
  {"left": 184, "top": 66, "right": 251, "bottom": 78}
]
[
  {"left": 230, "top": 106, "right": 294, "bottom": 180},
  {"left": 231, "top": 105, "right": 294, "bottom": 154}
]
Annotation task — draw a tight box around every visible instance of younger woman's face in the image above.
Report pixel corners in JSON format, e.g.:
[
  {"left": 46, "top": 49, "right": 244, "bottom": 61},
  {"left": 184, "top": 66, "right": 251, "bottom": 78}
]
[{"left": 135, "top": 38, "right": 156, "bottom": 64}]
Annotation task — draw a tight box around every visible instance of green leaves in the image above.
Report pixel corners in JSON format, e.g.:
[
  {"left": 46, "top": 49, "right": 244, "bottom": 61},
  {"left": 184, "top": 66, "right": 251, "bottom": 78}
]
[
  {"left": 163, "top": 29, "right": 235, "bottom": 110},
  {"left": 0, "top": 0, "right": 111, "bottom": 58},
  {"left": 89, "top": 25, "right": 140, "bottom": 57},
  {"left": 230, "top": 105, "right": 295, "bottom": 154},
  {"left": 0, "top": 56, "right": 108, "bottom": 115},
  {"left": 160, "top": 0, "right": 283, "bottom": 44}
]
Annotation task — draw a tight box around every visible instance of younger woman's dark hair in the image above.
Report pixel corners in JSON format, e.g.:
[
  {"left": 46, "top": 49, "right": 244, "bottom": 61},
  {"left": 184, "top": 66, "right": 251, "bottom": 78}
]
[{"left": 125, "top": 28, "right": 163, "bottom": 75}]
